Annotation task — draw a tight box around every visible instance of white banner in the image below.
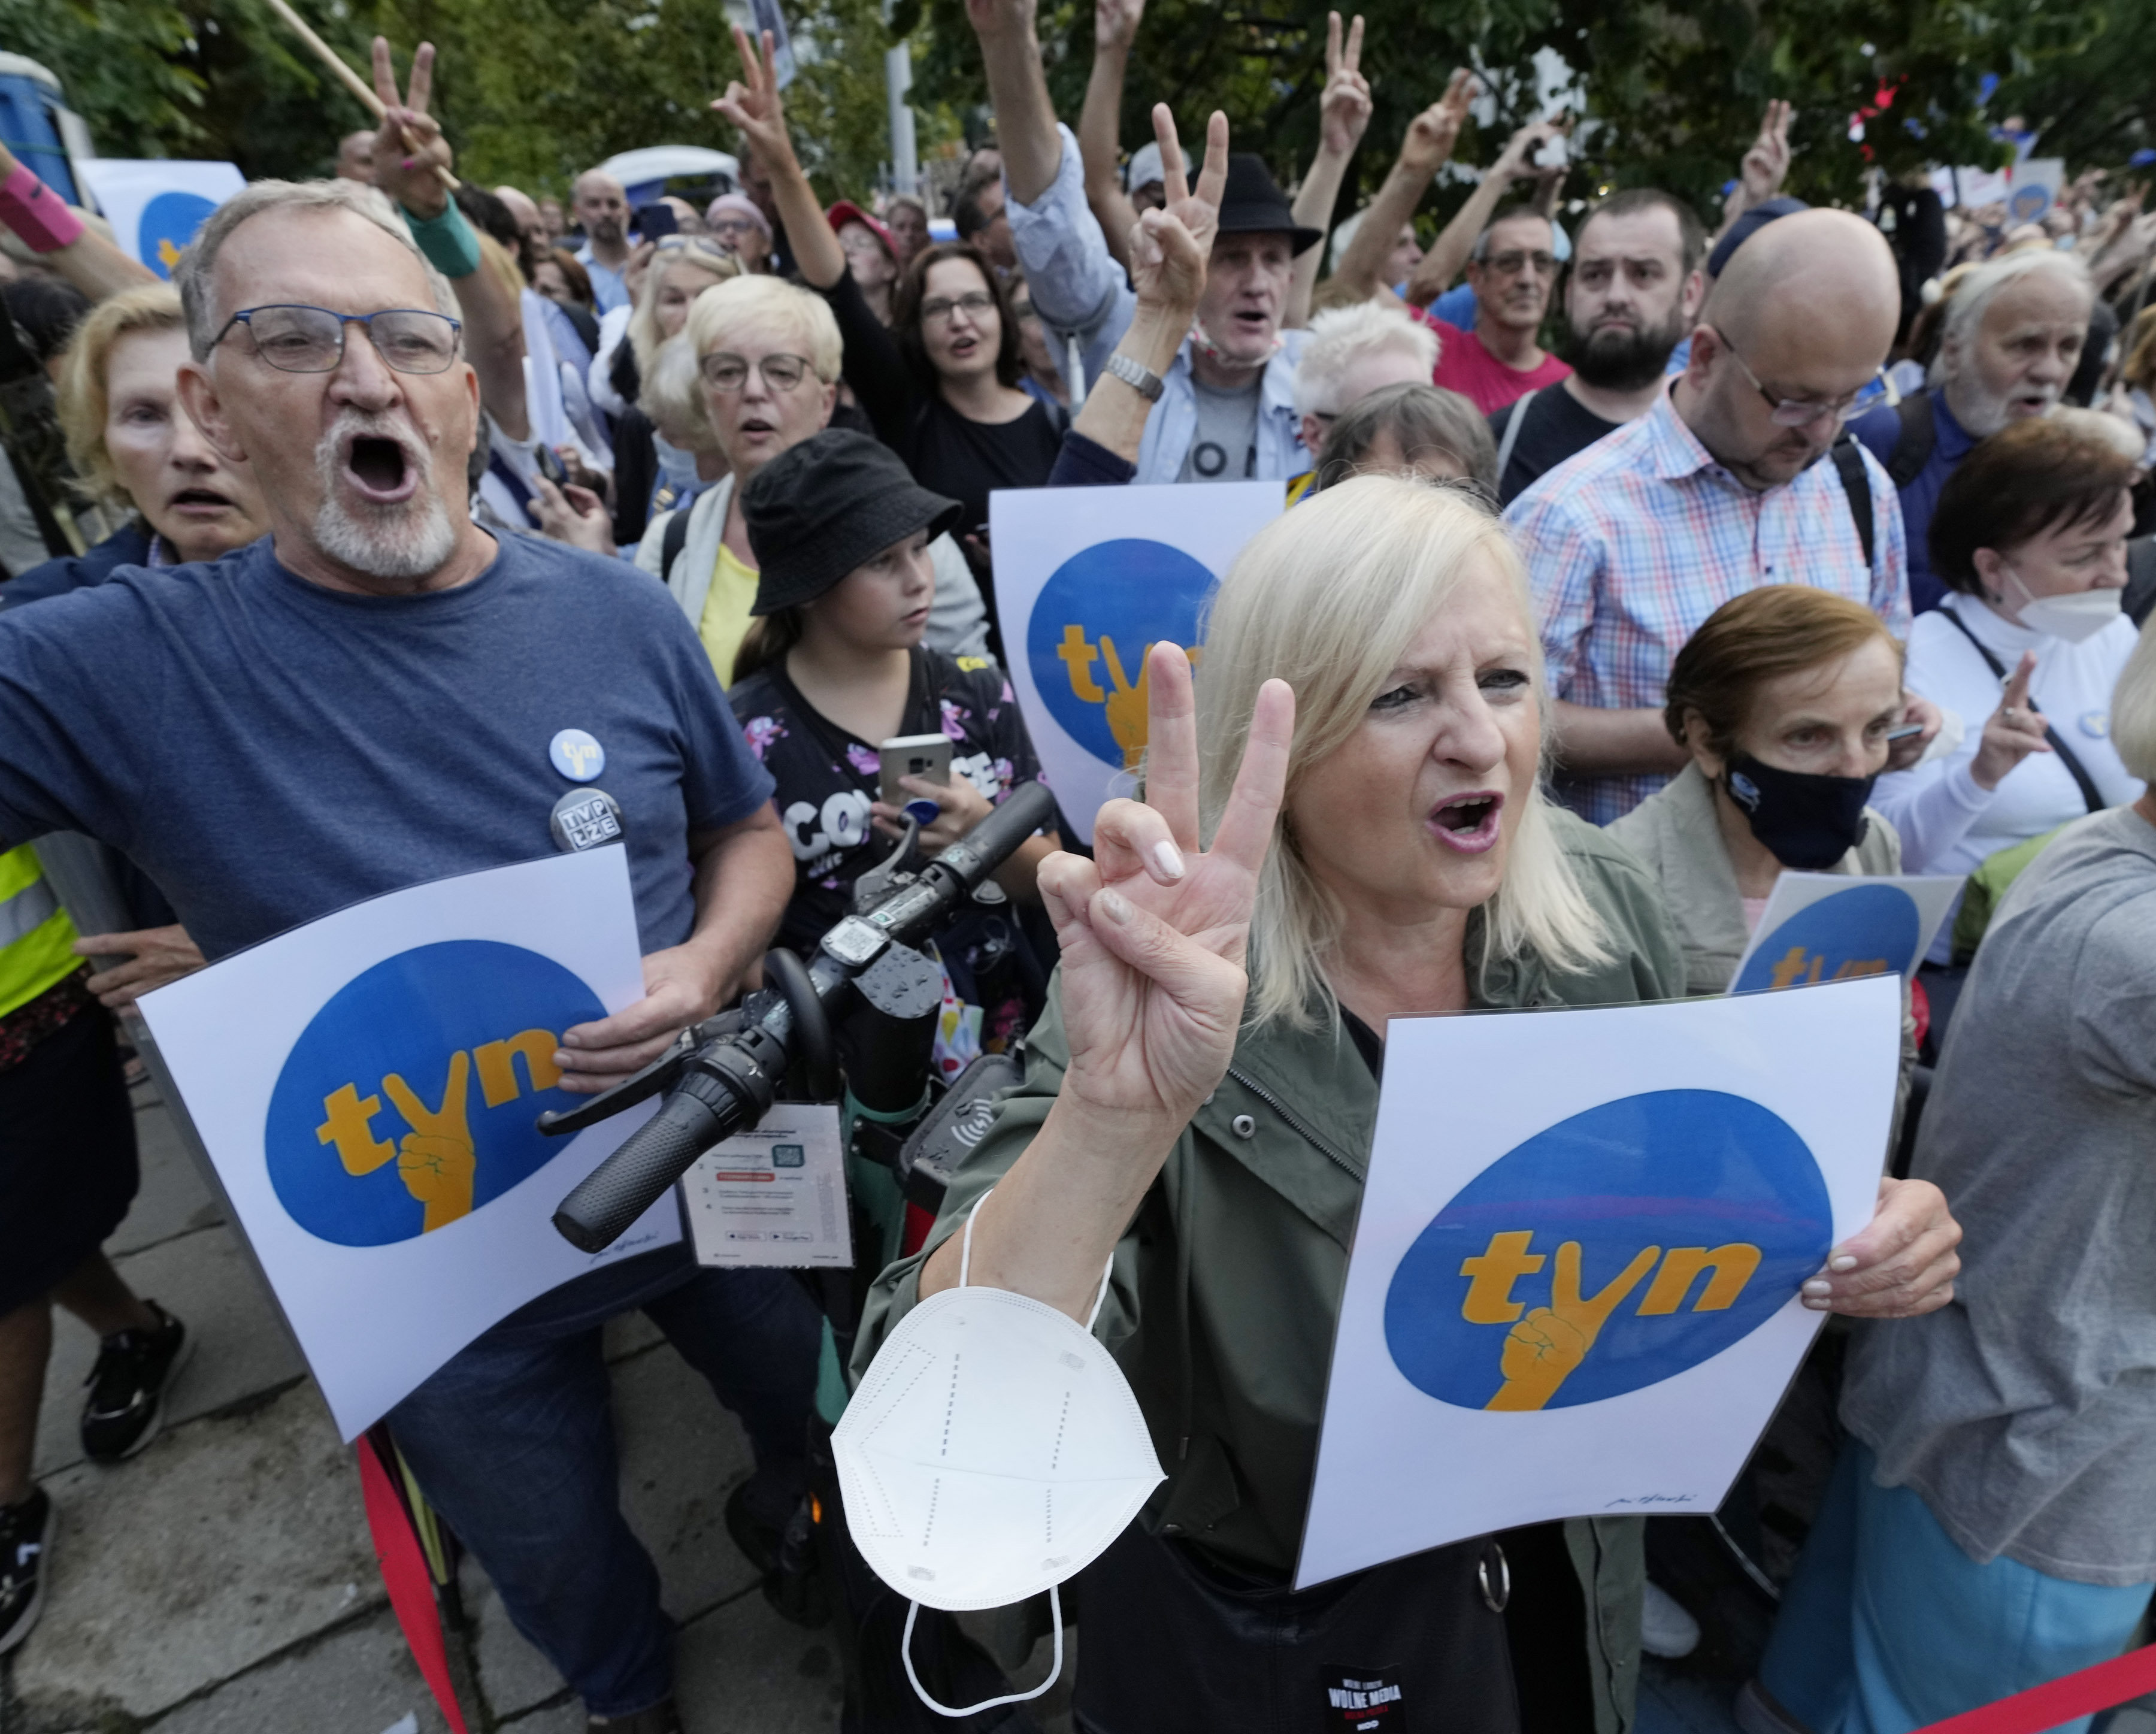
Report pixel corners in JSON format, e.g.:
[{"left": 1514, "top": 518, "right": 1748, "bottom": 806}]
[
  {"left": 1727, "top": 870, "right": 1964, "bottom": 995},
  {"left": 988, "top": 480, "right": 1281, "bottom": 844},
  {"left": 74, "top": 159, "right": 246, "bottom": 280},
  {"left": 1297, "top": 977, "right": 1900, "bottom": 1588},
  {"left": 138, "top": 849, "right": 680, "bottom": 1438}
]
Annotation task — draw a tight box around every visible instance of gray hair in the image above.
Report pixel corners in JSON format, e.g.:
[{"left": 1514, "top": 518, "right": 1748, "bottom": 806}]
[
  {"left": 175, "top": 178, "right": 458, "bottom": 362},
  {"left": 1313, "top": 382, "right": 1499, "bottom": 495},
  {"left": 1292, "top": 301, "right": 1440, "bottom": 419},
  {"left": 2113, "top": 616, "right": 2156, "bottom": 784},
  {"left": 1929, "top": 248, "right": 2093, "bottom": 389}
]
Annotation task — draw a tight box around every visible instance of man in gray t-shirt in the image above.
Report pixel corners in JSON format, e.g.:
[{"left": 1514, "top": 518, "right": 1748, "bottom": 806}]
[{"left": 1177, "top": 374, "right": 1264, "bottom": 482}]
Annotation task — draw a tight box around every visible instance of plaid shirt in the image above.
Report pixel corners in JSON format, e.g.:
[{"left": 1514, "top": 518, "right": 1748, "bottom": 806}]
[{"left": 1506, "top": 391, "right": 1910, "bottom": 824}]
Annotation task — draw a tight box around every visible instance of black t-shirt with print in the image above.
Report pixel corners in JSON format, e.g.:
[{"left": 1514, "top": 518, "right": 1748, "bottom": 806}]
[{"left": 729, "top": 646, "right": 1045, "bottom": 957}]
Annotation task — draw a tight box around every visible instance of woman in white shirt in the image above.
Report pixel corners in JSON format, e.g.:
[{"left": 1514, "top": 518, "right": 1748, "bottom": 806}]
[{"left": 1873, "top": 416, "right": 2145, "bottom": 962}]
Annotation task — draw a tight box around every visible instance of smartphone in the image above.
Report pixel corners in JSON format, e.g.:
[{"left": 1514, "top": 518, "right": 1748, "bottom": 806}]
[
  {"left": 634, "top": 202, "right": 679, "bottom": 240},
  {"left": 534, "top": 442, "right": 570, "bottom": 489},
  {"left": 879, "top": 733, "right": 953, "bottom": 807},
  {"left": 1533, "top": 132, "right": 1570, "bottom": 170},
  {"left": 1884, "top": 722, "right": 1925, "bottom": 742}
]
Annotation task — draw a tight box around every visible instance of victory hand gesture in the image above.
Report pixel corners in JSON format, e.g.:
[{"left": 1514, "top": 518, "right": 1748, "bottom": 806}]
[
  {"left": 1037, "top": 644, "right": 1294, "bottom": 1127},
  {"left": 1400, "top": 68, "right": 1477, "bottom": 177},
  {"left": 369, "top": 37, "right": 453, "bottom": 219},
  {"left": 1741, "top": 99, "right": 1794, "bottom": 205},
  {"left": 384, "top": 1051, "right": 477, "bottom": 1231},
  {"left": 1128, "top": 104, "right": 1227, "bottom": 317},
  {"left": 710, "top": 26, "right": 798, "bottom": 178},
  {"left": 1316, "top": 13, "right": 1373, "bottom": 158}
]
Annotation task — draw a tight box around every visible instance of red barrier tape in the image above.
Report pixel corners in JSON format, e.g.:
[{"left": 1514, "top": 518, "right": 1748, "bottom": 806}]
[{"left": 1913, "top": 1642, "right": 2156, "bottom": 1733}]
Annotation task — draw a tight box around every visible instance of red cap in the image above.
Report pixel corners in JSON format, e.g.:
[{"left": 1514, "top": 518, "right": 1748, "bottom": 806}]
[{"left": 826, "top": 200, "right": 898, "bottom": 261}]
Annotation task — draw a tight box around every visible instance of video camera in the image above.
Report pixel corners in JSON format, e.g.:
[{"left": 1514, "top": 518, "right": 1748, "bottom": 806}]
[{"left": 544, "top": 780, "right": 1056, "bottom": 1252}]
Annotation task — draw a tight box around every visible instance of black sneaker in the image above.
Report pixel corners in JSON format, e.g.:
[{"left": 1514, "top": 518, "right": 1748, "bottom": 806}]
[
  {"left": 81, "top": 1302, "right": 192, "bottom": 1463},
  {"left": 586, "top": 1700, "right": 683, "bottom": 1733},
  {"left": 0, "top": 1488, "right": 52, "bottom": 1656}
]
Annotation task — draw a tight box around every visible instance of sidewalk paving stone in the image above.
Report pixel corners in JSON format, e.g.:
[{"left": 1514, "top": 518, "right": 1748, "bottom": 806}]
[{"left": 144, "top": 1604, "right": 452, "bottom": 1734}]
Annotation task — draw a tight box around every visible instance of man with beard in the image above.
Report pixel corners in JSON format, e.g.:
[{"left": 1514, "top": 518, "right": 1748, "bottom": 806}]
[
  {"left": 1509, "top": 208, "right": 1938, "bottom": 823},
  {"left": 1489, "top": 189, "right": 1707, "bottom": 506},
  {"left": 571, "top": 168, "right": 634, "bottom": 313},
  {"left": 1851, "top": 249, "right": 2094, "bottom": 613},
  {"left": 0, "top": 175, "right": 813, "bottom": 1733},
  {"left": 1428, "top": 204, "right": 1573, "bottom": 414}
]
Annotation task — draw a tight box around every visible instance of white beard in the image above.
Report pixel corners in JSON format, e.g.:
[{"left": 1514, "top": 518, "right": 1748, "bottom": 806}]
[{"left": 311, "top": 417, "right": 457, "bottom": 580}]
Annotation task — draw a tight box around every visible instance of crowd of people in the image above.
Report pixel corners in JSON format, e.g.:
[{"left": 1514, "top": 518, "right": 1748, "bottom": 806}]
[{"left": 0, "top": 6, "right": 2152, "bottom": 1733}]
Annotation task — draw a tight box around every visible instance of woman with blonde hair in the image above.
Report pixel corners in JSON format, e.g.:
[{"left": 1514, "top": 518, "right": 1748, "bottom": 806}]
[
  {"left": 10, "top": 283, "right": 266, "bottom": 606},
  {"left": 853, "top": 476, "right": 1964, "bottom": 1725}
]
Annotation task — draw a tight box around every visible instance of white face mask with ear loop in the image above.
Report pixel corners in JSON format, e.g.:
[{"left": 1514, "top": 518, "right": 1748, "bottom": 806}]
[
  {"left": 1997, "top": 559, "right": 2125, "bottom": 644},
  {"left": 833, "top": 1189, "right": 1166, "bottom": 1718}
]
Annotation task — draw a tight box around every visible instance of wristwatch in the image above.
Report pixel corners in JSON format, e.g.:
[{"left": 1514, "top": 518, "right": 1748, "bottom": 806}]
[{"left": 1102, "top": 352, "right": 1165, "bottom": 402}]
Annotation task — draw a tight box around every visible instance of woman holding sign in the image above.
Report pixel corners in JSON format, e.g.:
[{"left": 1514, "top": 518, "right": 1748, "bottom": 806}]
[{"left": 853, "top": 473, "right": 1964, "bottom": 1728}]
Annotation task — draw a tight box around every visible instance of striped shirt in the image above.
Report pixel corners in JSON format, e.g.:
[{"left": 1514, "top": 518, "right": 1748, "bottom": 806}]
[{"left": 1507, "top": 390, "right": 1910, "bottom": 824}]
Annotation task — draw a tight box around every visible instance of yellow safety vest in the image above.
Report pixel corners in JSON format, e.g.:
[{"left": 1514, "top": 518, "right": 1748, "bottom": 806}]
[{"left": 0, "top": 845, "right": 83, "bottom": 1020}]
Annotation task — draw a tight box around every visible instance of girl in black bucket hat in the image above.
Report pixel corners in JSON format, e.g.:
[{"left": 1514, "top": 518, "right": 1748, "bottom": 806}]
[{"left": 729, "top": 429, "right": 1059, "bottom": 1072}]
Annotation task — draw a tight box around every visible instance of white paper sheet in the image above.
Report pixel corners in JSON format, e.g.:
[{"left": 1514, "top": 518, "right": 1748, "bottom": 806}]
[
  {"left": 1296, "top": 978, "right": 1901, "bottom": 1588},
  {"left": 682, "top": 1103, "right": 852, "bottom": 1267},
  {"left": 988, "top": 480, "right": 1280, "bottom": 844},
  {"left": 138, "top": 848, "right": 680, "bottom": 1438},
  {"left": 1726, "top": 871, "right": 1964, "bottom": 995},
  {"left": 74, "top": 160, "right": 244, "bottom": 279}
]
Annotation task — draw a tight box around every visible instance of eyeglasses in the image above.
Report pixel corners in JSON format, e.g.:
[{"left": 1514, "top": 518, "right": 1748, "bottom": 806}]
[
  {"left": 1480, "top": 250, "right": 1558, "bottom": 279},
  {"left": 920, "top": 290, "right": 995, "bottom": 323},
  {"left": 710, "top": 218, "right": 763, "bottom": 239},
  {"left": 1710, "top": 327, "right": 1899, "bottom": 427},
  {"left": 214, "top": 304, "right": 463, "bottom": 375},
  {"left": 698, "top": 351, "right": 814, "bottom": 392}
]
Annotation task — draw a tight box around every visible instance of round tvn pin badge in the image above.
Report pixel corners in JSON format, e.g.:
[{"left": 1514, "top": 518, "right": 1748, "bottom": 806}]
[{"left": 549, "top": 728, "right": 607, "bottom": 782}]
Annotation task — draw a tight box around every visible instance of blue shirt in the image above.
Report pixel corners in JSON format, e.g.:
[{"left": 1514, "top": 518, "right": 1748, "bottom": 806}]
[
  {"left": 574, "top": 244, "right": 630, "bottom": 315},
  {"left": 0, "top": 533, "right": 773, "bottom": 960},
  {"left": 1851, "top": 386, "right": 1974, "bottom": 615}
]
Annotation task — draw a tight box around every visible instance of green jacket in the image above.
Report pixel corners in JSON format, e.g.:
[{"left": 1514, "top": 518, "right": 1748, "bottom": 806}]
[{"left": 855, "top": 810, "right": 1686, "bottom": 1732}]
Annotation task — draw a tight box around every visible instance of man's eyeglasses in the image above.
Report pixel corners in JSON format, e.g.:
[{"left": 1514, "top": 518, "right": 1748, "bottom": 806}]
[
  {"left": 920, "top": 290, "right": 995, "bottom": 324},
  {"left": 1710, "top": 326, "right": 1898, "bottom": 427},
  {"left": 1480, "top": 250, "right": 1558, "bottom": 279},
  {"left": 214, "top": 304, "right": 463, "bottom": 375},
  {"left": 698, "top": 351, "right": 814, "bottom": 392}
]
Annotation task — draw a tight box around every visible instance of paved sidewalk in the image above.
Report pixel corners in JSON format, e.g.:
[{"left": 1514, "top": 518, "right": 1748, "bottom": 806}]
[{"left": 0, "top": 1085, "right": 1071, "bottom": 1734}]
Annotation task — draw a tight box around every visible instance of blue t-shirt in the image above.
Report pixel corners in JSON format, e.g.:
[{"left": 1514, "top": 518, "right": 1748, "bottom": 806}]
[
  {"left": 1852, "top": 386, "right": 1974, "bottom": 616},
  {"left": 0, "top": 533, "right": 774, "bottom": 960}
]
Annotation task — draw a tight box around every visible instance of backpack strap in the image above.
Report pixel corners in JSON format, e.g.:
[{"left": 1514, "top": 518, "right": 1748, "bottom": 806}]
[
  {"left": 1937, "top": 605, "right": 2106, "bottom": 816},
  {"left": 1885, "top": 389, "right": 1937, "bottom": 489},
  {"left": 660, "top": 502, "right": 692, "bottom": 585},
  {"left": 1494, "top": 389, "right": 1536, "bottom": 485},
  {"left": 1830, "top": 435, "right": 1876, "bottom": 575}
]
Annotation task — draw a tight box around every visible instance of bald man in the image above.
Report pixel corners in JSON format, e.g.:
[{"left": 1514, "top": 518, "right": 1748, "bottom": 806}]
[
  {"left": 1507, "top": 208, "right": 1929, "bottom": 822},
  {"left": 570, "top": 170, "right": 632, "bottom": 312},
  {"left": 494, "top": 184, "right": 550, "bottom": 269}
]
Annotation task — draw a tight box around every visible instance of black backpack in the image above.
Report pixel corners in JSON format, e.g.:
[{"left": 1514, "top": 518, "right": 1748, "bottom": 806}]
[{"left": 1830, "top": 391, "right": 1936, "bottom": 575}]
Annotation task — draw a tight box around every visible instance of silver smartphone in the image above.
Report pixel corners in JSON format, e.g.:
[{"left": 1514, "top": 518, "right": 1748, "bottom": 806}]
[{"left": 879, "top": 733, "right": 953, "bottom": 807}]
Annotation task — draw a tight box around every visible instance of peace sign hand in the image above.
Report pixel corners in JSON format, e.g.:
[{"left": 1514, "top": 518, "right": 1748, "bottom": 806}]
[
  {"left": 369, "top": 37, "right": 453, "bottom": 219},
  {"left": 382, "top": 1051, "right": 477, "bottom": 1231},
  {"left": 1400, "top": 68, "right": 1476, "bottom": 177},
  {"left": 1488, "top": 1241, "right": 1660, "bottom": 1411},
  {"left": 710, "top": 25, "right": 798, "bottom": 178},
  {"left": 1128, "top": 104, "right": 1228, "bottom": 321},
  {"left": 1742, "top": 98, "right": 1794, "bottom": 204},
  {"left": 1037, "top": 645, "right": 1294, "bottom": 1129},
  {"left": 1316, "top": 12, "right": 1372, "bottom": 158}
]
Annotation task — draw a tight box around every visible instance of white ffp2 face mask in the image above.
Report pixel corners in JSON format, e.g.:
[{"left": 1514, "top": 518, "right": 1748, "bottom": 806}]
[
  {"left": 2003, "top": 562, "right": 2125, "bottom": 644},
  {"left": 834, "top": 1191, "right": 1164, "bottom": 1717}
]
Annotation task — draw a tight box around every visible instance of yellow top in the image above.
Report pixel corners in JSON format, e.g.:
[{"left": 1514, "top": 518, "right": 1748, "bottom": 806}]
[
  {"left": 698, "top": 541, "right": 762, "bottom": 688},
  {"left": 0, "top": 845, "right": 82, "bottom": 1019}
]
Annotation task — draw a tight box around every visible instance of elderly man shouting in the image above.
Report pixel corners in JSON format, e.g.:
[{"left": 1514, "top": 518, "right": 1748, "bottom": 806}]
[{"left": 0, "top": 170, "right": 810, "bottom": 1734}]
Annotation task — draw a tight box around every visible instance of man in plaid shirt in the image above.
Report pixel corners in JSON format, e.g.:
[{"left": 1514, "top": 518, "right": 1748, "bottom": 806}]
[{"left": 1507, "top": 209, "right": 1934, "bottom": 824}]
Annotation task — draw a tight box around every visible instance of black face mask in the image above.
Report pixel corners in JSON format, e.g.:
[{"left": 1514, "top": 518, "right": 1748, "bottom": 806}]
[{"left": 1722, "top": 753, "right": 1875, "bottom": 871}]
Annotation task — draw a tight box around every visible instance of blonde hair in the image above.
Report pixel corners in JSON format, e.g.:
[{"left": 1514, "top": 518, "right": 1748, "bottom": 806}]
[
  {"left": 57, "top": 282, "right": 187, "bottom": 513},
  {"left": 683, "top": 274, "right": 843, "bottom": 385},
  {"left": 1195, "top": 476, "right": 1609, "bottom": 1028},
  {"left": 626, "top": 241, "right": 741, "bottom": 374},
  {"left": 640, "top": 332, "right": 723, "bottom": 454},
  {"left": 2113, "top": 616, "right": 2156, "bottom": 785}
]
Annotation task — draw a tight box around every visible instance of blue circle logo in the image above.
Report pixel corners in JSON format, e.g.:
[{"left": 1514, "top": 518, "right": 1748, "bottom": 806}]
[
  {"left": 1383, "top": 1090, "right": 1831, "bottom": 1411},
  {"left": 138, "top": 191, "right": 219, "bottom": 281},
  {"left": 1731, "top": 883, "right": 1919, "bottom": 995},
  {"left": 1024, "top": 539, "right": 1214, "bottom": 770},
  {"left": 264, "top": 940, "right": 604, "bottom": 1246},
  {"left": 549, "top": 728, "right": 606, "bottom": 781}
]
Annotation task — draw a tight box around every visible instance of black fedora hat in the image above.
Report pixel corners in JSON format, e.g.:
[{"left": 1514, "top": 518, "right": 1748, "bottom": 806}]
[
  {"left": 742, "top": 430, "right": 963, "bottom": 615},
  {"left": 1216, "top": 153, "right": 1324, "bottom": 258}
]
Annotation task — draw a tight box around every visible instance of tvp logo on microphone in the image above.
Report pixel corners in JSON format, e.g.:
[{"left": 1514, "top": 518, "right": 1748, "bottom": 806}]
[
  {"left": 1382, "top": 1090, "right": 1832, "bottom": 1412},
  {"left": 265, "top": 940, "right": 604, "bottom": 1246},
  {"left": 1025, "top": 539, "right": 1209, "bottom": 771}
]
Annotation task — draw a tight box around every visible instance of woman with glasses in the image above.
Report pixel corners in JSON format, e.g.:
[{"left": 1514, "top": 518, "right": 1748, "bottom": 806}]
[
  {"left": 715, "top": 29, "right": 1065, "bottom": 646},
  {"left": 706, "top": 193, "right": 774, "bottom": 276}
]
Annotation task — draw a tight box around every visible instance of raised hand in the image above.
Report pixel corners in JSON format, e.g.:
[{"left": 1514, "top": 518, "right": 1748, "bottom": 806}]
[
  {"left": 1486, "top": 1241, "right": 1660, "bottom": 1411},
  {"left": 1316, "top": 13, "right": 1372, "bottom": 159},
  {"left": 368, "top": 37, "right": 452, "bottom": 219},
  {"left": 1492, "top": 119, "right": 1563, "bottom": 187},
  {"left": 1036, "top": 643, "right": 1293, "bottom": 1128},
  {"left": 1969, "top": 650, "right": 2053, "bottom": 791},
  {"left": 383, "top": 1051, "right": 477, "bottom": 1231},
  {"left": 1399, "top": 69, "right": 1476, "bottom": 178},
  {"left": 1095, "top": 0, "right": 1145, "bottom": 52},
  {"left": 1127, "top": 104, "right": 1226, "bottom": 320},
  {"left": 1741, "top": 99, "right": 1794, "bottom": 205},
  {"left": 710, "top": 25, "right": 798, "bottom": 178}
]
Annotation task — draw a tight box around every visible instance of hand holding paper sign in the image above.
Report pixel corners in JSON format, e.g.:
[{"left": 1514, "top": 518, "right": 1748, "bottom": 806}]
[{"left": 382, "top": 1052, "right": 477, "bottom": 1231}]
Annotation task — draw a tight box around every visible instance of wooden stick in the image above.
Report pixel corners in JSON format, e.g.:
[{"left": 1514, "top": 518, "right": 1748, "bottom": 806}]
[{"left": 259, "top": 0, "right": 460, "bottom": 190}]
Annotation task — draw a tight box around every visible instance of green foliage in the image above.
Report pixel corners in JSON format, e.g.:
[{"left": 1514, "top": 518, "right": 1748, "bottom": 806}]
[{"left": 1989, "top": 2, "right": 2156, "bottom": 174}]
